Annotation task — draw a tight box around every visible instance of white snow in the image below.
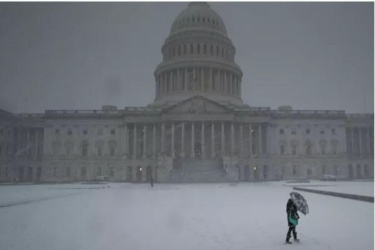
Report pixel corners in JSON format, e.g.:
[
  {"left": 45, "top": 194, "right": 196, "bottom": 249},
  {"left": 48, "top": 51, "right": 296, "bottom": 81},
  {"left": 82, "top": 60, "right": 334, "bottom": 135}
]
[{"left": 0, "top": 182, "right": 373, "bottom": 250}]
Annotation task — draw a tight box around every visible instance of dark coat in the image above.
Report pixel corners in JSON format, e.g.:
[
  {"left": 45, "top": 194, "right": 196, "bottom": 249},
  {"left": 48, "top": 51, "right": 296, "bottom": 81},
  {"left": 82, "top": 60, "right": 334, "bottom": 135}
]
[{"left": 286, "top": 199, "right": 300, "bottom": 220}]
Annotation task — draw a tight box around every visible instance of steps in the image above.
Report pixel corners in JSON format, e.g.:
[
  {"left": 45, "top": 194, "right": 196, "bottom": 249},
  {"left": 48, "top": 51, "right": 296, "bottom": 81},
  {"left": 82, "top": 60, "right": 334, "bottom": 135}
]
[{"left": 170, "top": 158, "right": 227, "bottom": 183}]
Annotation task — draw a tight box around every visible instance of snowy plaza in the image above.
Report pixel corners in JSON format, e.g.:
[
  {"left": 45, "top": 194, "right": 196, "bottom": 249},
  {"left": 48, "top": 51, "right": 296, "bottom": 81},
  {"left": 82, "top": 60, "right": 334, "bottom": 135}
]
[{"left": 0, "top": 181, "right": 373, "bottom": 250}]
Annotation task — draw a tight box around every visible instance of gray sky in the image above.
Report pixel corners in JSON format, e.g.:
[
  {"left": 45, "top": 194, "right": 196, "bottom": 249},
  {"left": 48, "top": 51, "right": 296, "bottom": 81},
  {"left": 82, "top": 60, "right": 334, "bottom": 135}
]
[{"left": 0, "top": 2, "right": 373, "bottom": 114}]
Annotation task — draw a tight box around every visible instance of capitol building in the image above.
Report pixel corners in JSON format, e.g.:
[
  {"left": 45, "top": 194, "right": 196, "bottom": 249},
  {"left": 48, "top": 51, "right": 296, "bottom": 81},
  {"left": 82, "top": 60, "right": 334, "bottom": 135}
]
[{"left": 0, "top": 2, "right": 373, "bottom": 183}]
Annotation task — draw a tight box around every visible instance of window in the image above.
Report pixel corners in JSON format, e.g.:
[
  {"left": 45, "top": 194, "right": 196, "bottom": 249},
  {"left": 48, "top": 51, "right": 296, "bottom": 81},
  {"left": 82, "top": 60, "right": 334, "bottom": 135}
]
[
  {"left": 203, "top": 44, "right": 207, "bottom": 54},
  {"left": 322, "top": 165, "right": 327, "bottom": 175},
  {"left": 332, "top": 140, "right": 338, "bottom": 154},
  {"left": 197, "top": 44, "right": 200, "bottom": 54},
  {"left": 5, "top": 167, "right": 8, "bottom": 177},
  {"left": 216, "top": 46, "right": 219, "bottom": 56},
  {"left": 184, "top": 44, "right": 187, "bottom": 54},
  {"left": 110, "top": 167, "right": 115, "bottom": 177},
  {"left": 306, "top": 129, "right": 310, "bottom": 135},
  {"left": 110, "top": 145, "right": 115, "bottom": 156},
  {"left": 279, "top": 129, "right": 284, "bottom": 135},
  {"left": 321, "top": 145, "right": 326, "bottom": 155},
  {"left": 65, "top": 142, "right": 73, "bottom": 156},
  {"left": 111, "top": 129, "right": 115, "bottom": 135},
  {"left": 320, "top": 140, "right": 326, "bottom": 155},
  {"left": 81, "top": 167, "right": 86, "bottom": 178},
  {"left": 52, "top": 167, "right": 57, "bottom": 178},
  {"left": 197, "top": 17, "right": 200, "bottom": 22},
  {"left": 202, "top": 17, "right": 205, "bottom": 22},
  {"left": 305, "top": 141, "right": 312, "bottom": 155},
  {"left": 291, "top": 130, "right": 296, "bottom": 135},
  {"left": 210, "top": 44, "right": 213, "bottom": 55},
  {"left": 0, "top": 129, "right": 3, "bottom": 136},
  {"left": 190, "top": 44, "right": 193, "bottom": 54},
  {"left": 280, "top": 145, "right": 285, "bottom": 155},
  {"left": 55, "top": 129, "right": 60, "bottom": 135},
  {"left": 97, "top": 146, "right": 102, "bottom": 156},
  {"left": 66, "top": 166, "right": 70, "bottom": 178},
  {"left": 320, "top": 130, "right": 325, "bottom": 135},
  {"left": 98, "top": 128, "right": 103, "bottom": 136},
  {"left": 83, "top": 130, "right": 88, "bottom": 135},
  {"left": 221, "top": 48, "right": 224, "bottom": 57},
  {"left": 97, "top": 167, "right": 102, "bottom": 176},
  {"left": 292, "top": 145, "right": 297, "bottom": 155},
  {"left": 178, "top": 45, "right": 181, "bottom": 56},
  {"left": 67, "top": 129, "right": 72, "bottom": 135},
  {"left": 82, "top": 141, "right": 88, "bottom": 156},
  {"left": 293, "top": 166, "right": 297, "bottom": 176},
  {"left": 0, "top": 146, "right": 2, "bottom": 156},
  {"left": 332, "top": 128, "right": 336, "bottom": 135}
]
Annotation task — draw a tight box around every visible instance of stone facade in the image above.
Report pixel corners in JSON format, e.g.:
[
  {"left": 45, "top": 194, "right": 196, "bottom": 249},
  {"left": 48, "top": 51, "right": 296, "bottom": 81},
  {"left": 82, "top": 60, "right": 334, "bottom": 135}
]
[{"left": 0, "top": 3, "right": 373, "bottom": 183}]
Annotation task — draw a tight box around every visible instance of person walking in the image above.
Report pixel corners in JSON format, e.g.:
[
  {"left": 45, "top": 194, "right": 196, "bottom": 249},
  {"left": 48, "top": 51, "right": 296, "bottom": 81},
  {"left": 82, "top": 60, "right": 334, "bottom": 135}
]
[{"left": 286, "top": 194, "right": 300, "bottom": 244}]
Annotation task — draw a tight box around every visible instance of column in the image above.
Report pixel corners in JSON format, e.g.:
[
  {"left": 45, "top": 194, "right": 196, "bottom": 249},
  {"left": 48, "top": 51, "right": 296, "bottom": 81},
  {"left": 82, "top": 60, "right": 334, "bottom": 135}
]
[
  {"left": 231, "top": 122, "right": 234, "bottom": 156},
  {"left": 34, "top": 129, "right": 38, "bottom": 160},
  {"left": 224, "top": 71, "right": 227, "bottom": 94},
  {"left": 152, "top": 124, "right": 156, "bottom": 158},
  {"left": 201, "top": 122, "right": 205, "bottom": 158},
  {"left": 209, "top": 68, "right": 213, "bottom": 91},
  {"left": 191, "top": 122, "right": 195, "bottom": 158},
  {"left": 133, "top": 124, "right": 137, "bottom": 158},
  {"left": 358, "top": 128, "right": 362, "bottom": 155},
  {"left": 27, "top": 130, "right": 30, "bottom": 158},
  {"left": 259, "top": 124, "right": 262, "bottom": 157},
  {"left": 201, "top": 67, "right": 204, "bottom": 91},
  {"left": 172, "top": 123, "right": 175, "bottom": 157},
  {"left": 161, "top": 123, "right": 165, "bottom": 154},
  {"left": 181, "top": 122, "right": 185, "bottom": 158},
  {"left": 351, "top": 128, "right": 354, "bottom": 154},
  {"left": 169, "top": 70, "right": 173, "bottom": 92},
  {"left": 142, "top": 125, "right": 146, "bottom": 158},
  {"left": 184, "top": 68, "right": 188, "bottom": 91},
  {"left": 221, "top": 122, "right": 225, "bottom": 156},
  {"left": 249, "top": 124, "right": 252, "bottom": 157},
  {"left": 125, "top": 124, "right": 129, "bottom": 156},
  {"left": 217, "top": 70, "right": 221, "bottom": 92},
  {"left": 229, "top": 73, "right": 232, "bottom": 95},
  {"left": 240, "top": 124, "right": 243, "bottom": 158},
  {"left": 367, "top": 128, "right": 371, "bottom": 154},
  {"left": 211, "top": 122, "right": 215, "bottom": 159},
  {"left": 177, "top": 69, "right": 180, "bottom": 91}
]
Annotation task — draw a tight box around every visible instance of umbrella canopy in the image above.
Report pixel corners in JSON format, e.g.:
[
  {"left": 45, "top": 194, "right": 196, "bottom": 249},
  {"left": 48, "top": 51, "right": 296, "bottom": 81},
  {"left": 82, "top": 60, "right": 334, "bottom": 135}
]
[{"left": 290, "top": 192, "right": 309, "bottom": 215}]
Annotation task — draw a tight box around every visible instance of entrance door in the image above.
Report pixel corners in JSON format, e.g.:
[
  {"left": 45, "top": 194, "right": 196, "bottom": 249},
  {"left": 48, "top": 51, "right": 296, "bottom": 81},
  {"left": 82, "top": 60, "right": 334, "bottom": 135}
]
[
  {"left": 244, "top": 165, "right": 250, "bottom": 182},
  {"left": 195, "top": 142, "right": 202, "bottom": 159}
]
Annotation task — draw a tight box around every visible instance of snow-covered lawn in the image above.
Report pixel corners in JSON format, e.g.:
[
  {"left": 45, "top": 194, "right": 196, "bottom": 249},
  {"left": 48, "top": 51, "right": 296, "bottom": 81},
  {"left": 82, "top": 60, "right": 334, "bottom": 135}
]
[{"left": 0, "top": 182, "right": 373, "bottom": 250}]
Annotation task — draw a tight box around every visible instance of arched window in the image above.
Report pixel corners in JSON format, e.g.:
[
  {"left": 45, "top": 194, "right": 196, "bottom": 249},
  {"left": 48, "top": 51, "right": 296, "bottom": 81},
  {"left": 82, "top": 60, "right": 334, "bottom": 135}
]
[
  {"left": 280, "top": 145, "right": 285, "bottom": 155},
  {"left": 81, "top": 141, "right": 88, "bottom": 156}
]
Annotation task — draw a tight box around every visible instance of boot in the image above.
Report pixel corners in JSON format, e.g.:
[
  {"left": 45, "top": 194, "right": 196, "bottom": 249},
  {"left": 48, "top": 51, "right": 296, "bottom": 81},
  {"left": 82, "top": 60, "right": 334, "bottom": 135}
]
[
  {"left": 293, "top": 232, "right": 299, "bottom": 242},
  {"left": 285, "top": 236, "right": 292, "bottom": 244}
]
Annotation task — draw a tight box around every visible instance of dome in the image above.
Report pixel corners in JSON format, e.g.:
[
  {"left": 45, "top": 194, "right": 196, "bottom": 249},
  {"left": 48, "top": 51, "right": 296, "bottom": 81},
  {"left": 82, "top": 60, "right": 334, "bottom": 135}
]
[{"left": 170, "top": 2, "right": 227, "bottom": 36}]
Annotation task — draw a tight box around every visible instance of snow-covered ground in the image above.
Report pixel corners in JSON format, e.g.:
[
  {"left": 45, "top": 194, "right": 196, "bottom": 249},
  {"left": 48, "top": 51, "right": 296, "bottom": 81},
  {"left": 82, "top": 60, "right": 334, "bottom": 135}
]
[
  {"left": 282, "top": 180, "right": 374, "bottom": 197},
  {"left": 0, "top": 182, "right": 373, "bottom": 250}
]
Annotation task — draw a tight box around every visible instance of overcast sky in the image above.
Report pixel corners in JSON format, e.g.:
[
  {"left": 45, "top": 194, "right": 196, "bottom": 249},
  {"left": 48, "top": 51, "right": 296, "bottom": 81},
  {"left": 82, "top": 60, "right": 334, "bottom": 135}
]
[{"left": 0, "top": 2, "right": 373, "bottom": 114}]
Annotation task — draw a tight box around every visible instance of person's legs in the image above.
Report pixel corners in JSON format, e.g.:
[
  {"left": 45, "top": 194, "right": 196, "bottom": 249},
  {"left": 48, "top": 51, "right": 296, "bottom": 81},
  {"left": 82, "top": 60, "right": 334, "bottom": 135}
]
[
  {"left": 286, "top": 221, "right": 294, "bottom": 243},
  {"left": 292, "top": 226, "right": 299, "bottom": 241}
]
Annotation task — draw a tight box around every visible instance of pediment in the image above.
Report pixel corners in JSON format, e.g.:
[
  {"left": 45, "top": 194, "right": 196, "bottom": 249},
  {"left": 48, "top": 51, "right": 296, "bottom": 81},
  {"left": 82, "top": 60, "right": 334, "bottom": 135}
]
[{"left": 164, "top": 96, "right": 231, "bottom": 114}]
